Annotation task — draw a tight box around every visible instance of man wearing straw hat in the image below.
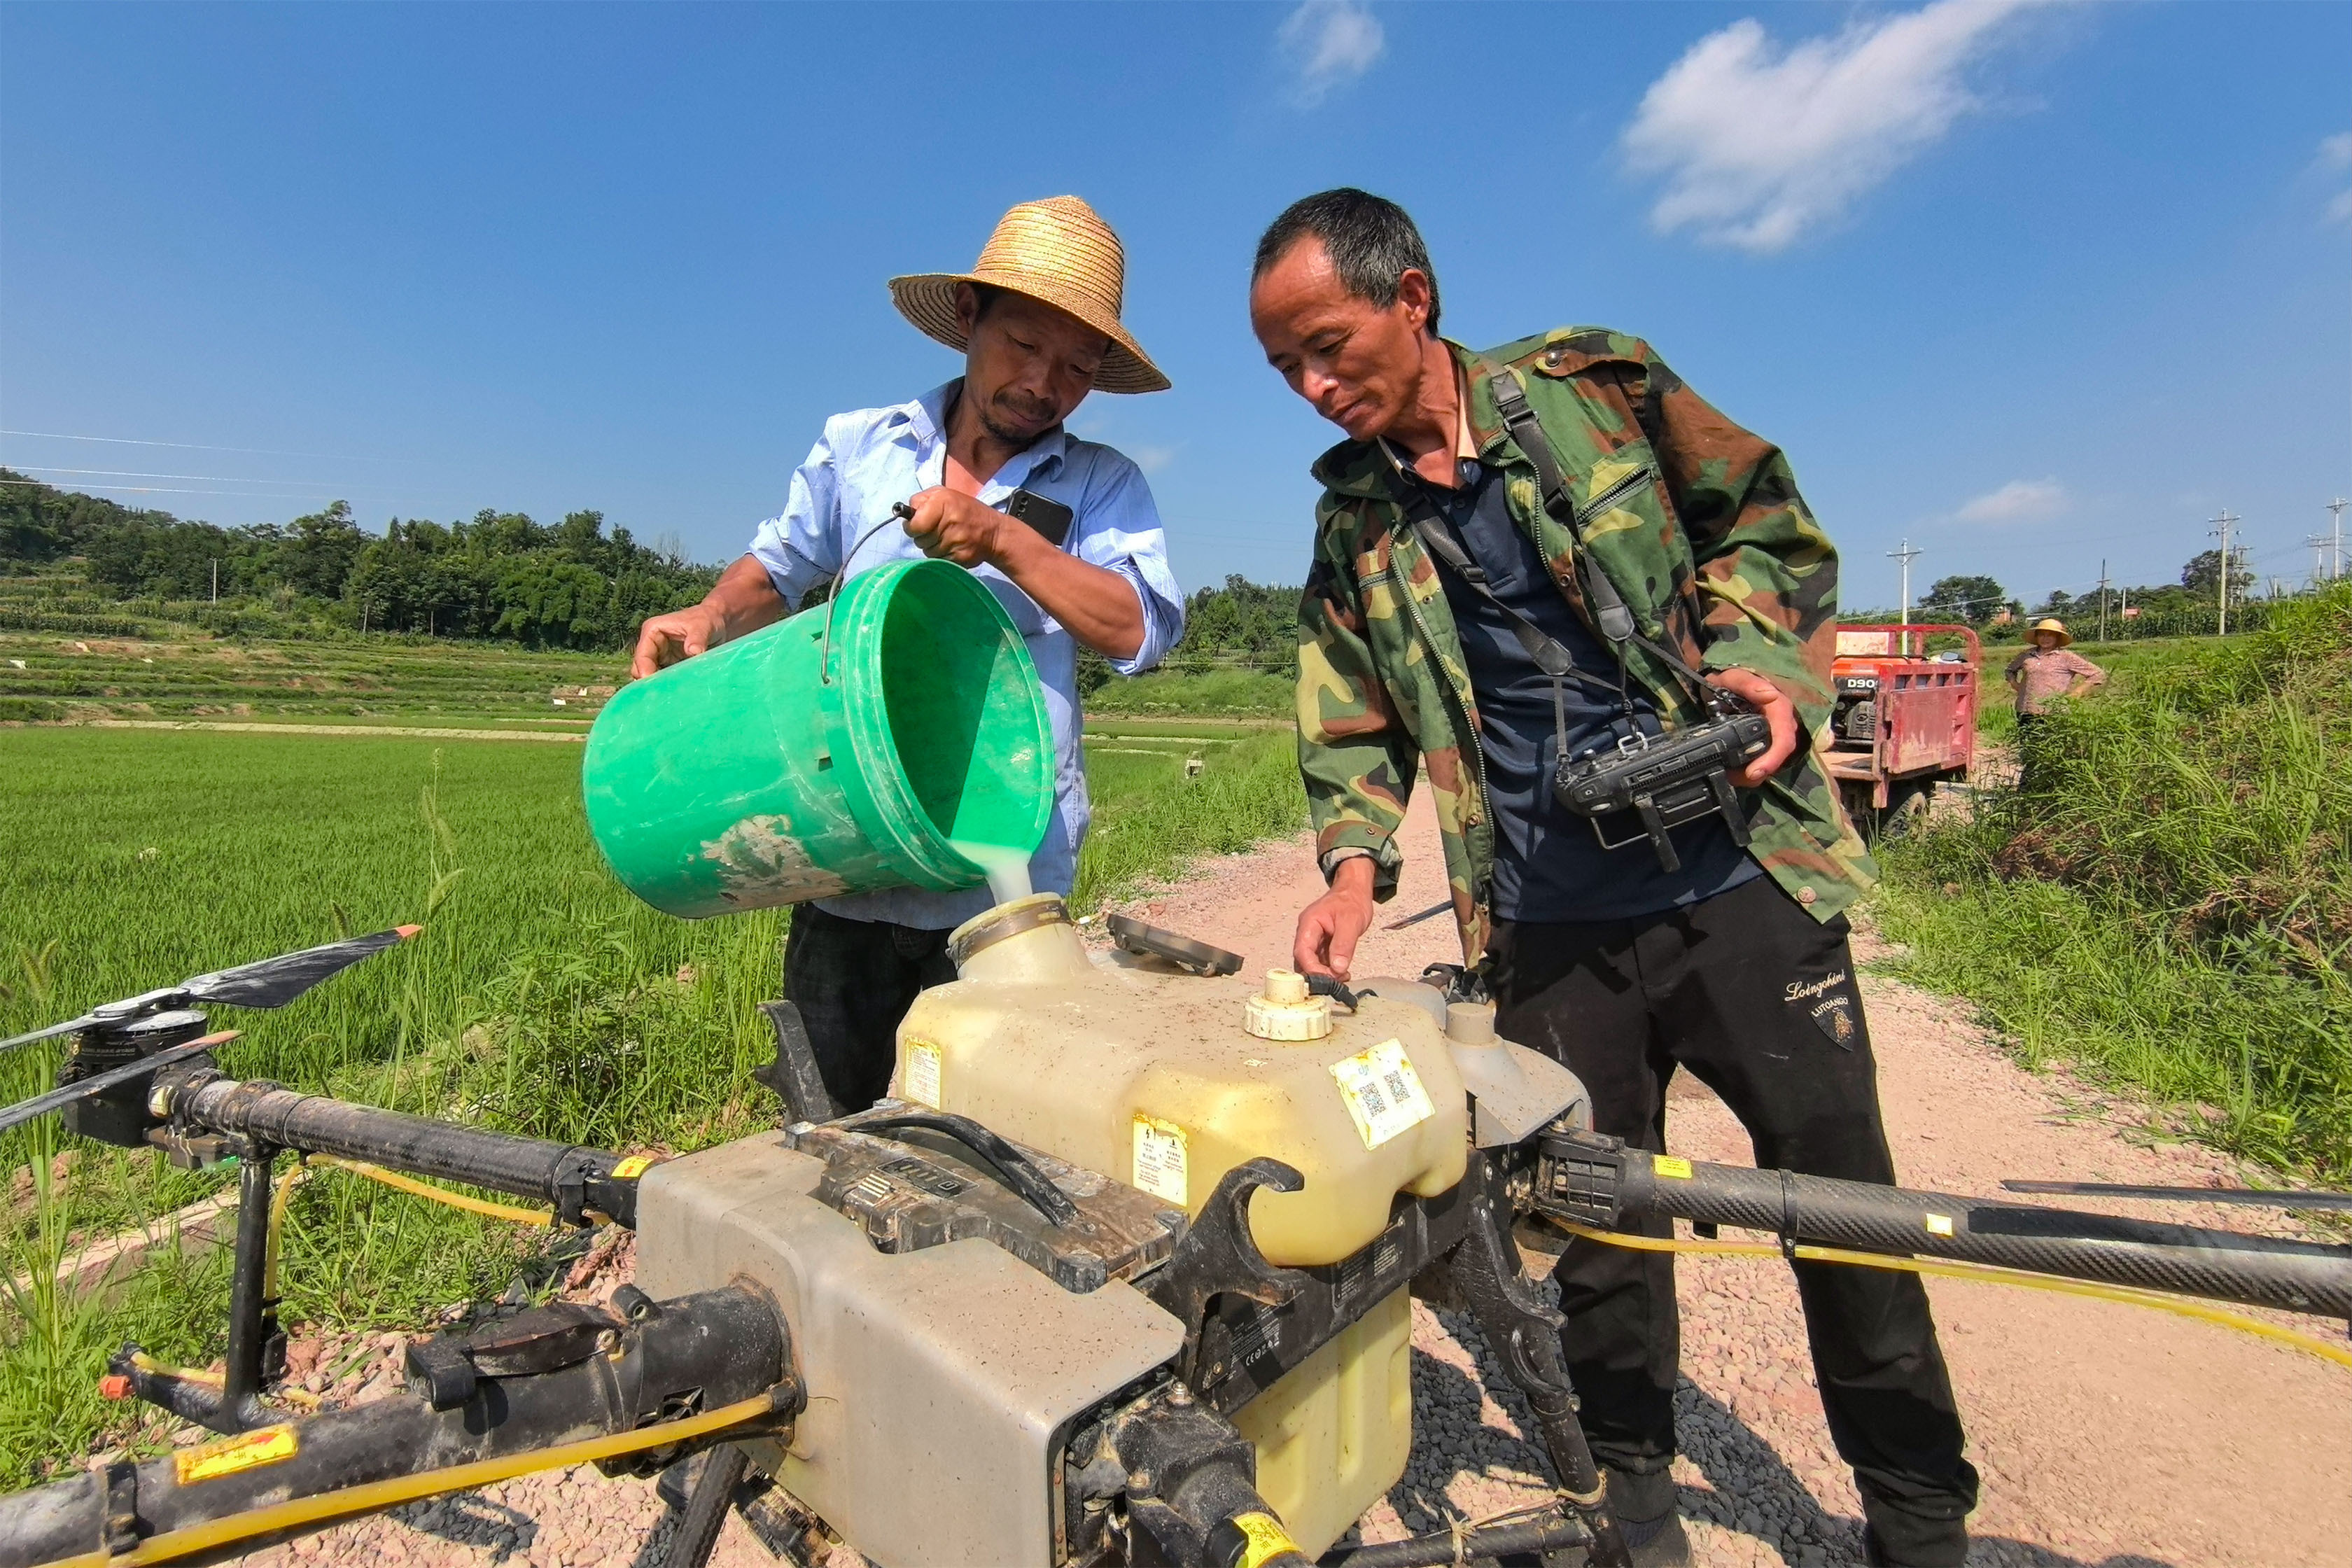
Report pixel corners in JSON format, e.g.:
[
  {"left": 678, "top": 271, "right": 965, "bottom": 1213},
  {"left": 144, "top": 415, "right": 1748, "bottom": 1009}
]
[{"left": 632, "top": 196, "right": 1184, "bottom": 1112}]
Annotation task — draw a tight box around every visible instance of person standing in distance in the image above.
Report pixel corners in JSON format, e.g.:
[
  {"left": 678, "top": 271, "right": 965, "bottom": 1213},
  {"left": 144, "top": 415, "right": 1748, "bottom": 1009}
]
[
  {"left": 1247, "top": 189, "right": 1975, "bottom": 1568},
  {"left": 634, "top": 197, "right": 1184, "bottom": 1114},
  {"left": 2005, "top": 618, "right": 2106, "bottom": 729}
]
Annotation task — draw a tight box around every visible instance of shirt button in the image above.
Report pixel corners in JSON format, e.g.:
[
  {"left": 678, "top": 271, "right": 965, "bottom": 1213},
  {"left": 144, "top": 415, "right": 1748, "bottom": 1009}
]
[{"left": 1798, "top": 886, "right": 1818, "bottom": 905}]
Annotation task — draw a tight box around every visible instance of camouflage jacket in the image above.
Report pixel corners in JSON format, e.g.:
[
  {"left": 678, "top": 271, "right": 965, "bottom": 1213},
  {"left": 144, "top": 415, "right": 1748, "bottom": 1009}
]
[{"left": 1296, "top": 328, "right": 1875, "bottom": 966}]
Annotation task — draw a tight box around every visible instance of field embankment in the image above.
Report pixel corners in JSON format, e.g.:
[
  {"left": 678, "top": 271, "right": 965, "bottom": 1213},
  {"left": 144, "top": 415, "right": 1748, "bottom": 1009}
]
[
  {"left": 1879, "top": 584, "right": 2352, "bottom": 1179},
  {"left": 0, "top": 627, "right": 625, "bottom": 725}
]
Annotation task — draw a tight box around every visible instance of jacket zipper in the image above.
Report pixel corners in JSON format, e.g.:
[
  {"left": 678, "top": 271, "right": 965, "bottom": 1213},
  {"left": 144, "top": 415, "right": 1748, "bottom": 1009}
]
[{"left": 1574, "top": 463, "right": 1656, "bottom": 527}]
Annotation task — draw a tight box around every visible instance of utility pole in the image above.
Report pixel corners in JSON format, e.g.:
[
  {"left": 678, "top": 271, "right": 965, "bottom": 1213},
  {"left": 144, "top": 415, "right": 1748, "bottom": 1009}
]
[
  {"left": 2210, "top": 510, "right": 2238, "bottom": 636},
  {"left": 210, "top": 559, "right": 218, "bottom": 605},
  {"left": 1888, "top": 538, "right": 1921, "bottom": 629},
  {"left": 2311, "top": 535, "right": 2332, "bottom": 588},
  {"left": 2328, "top": 497, "right": 2348, "bottom": 580},
  {"left": 2096, "top": 559, "right": 2109, "bottom": 643}
]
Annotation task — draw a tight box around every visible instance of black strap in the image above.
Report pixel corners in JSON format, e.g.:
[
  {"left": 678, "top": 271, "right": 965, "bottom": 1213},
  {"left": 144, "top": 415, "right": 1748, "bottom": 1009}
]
[
  {"left": 1486, "top": 367, "right": 1727, "bottom": 715},
  {"left": 1488, "top": 368, "right": 1640, "bottom": 645},
  {"left": 1380, "top": 460, "right": 1611, "bottom": 694},
  {"left": 1373, "top": 447, "right": 1622, "bottom": 772}
]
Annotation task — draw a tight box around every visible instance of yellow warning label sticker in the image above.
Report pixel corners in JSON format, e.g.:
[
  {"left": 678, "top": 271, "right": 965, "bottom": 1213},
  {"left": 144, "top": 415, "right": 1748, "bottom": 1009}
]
[
  {"left": 1231, "top": 1510, "right": 1301, "bottom": 1568},
  {"left": 1653, "top": 1154, "right": 1695, "bottom": 1180},
  {"left": 610, "top": 1155, "right": 655, "bottom": 1180},
  {"left": 175, "top": 1423, "right": 298, "bottom": 1485},
  {"left": 902, "top": 1040, "right": 942, "bottom": 1110},
  {"left": 1330, "top": 1037, "right": 1436, "bottom": 1150},
  {"left": 1132, "top": 1113, "right": 1189, "bottom": 1206},
  {"left": 1924, "top": 1212, "right": 1955, "bottom": 1237}
]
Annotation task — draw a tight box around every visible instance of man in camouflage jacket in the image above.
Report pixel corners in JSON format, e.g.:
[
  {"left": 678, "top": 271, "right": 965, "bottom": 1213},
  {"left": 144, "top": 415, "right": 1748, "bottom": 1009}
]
[{"left": 1250, "top": 190, "right": 1975, "bottom": 1568}]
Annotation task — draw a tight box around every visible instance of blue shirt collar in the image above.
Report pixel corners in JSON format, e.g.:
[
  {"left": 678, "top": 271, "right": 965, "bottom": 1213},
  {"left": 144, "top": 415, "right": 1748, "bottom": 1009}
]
[{"left": 902, "top": 379, "right": 1070, "bottom": 485}]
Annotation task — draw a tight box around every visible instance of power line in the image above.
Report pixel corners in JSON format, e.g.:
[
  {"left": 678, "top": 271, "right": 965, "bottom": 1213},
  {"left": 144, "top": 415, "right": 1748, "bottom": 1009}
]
[
  {"left": 0, "top": 429, "right": 408, "bottom": 463},
  {"left": 3, "top": 465, "right": 360, "bottom": 486},
  {"left": 0, "top": 477, "right": 421, "bottom": 505}
]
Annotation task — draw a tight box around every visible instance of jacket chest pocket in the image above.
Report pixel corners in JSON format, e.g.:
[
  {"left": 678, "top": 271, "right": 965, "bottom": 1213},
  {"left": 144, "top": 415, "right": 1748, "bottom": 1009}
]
[{"left": 1565, "top": 442, "right": 1694, "bottom": 625}]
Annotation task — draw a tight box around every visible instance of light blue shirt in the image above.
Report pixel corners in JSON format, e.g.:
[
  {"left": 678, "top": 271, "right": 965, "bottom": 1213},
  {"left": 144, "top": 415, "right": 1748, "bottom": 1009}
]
[{"left": 748, "top": 380, "right": 1184, "bottom": 930}]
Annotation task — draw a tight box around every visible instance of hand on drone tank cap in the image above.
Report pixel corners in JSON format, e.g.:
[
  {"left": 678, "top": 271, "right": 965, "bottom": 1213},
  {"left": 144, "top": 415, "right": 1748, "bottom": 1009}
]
[
  {"left": 899, "top": 487, "right": 1027, "bottom": 570},
  {"left": 1294, "top": 855, "right": 1377, "bottom": 981},
  {"left": 1702, "top": 666, "right": 1797, "bottom": 787}
]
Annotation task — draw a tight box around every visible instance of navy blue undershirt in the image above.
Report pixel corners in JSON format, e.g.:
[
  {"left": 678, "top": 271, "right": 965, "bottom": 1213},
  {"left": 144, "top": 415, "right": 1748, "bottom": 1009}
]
[{"left": 1405, "top": 454, "right": 1760, "bottom": 923}]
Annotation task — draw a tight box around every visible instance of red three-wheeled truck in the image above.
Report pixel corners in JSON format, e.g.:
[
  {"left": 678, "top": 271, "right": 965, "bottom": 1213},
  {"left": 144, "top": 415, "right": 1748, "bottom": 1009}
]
[{"left": 1826, "top": 622, "right": 1983, "bottom": 837}]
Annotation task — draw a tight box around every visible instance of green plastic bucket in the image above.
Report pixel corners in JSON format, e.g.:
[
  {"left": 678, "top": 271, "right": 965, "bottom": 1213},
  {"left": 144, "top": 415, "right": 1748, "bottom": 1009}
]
[{"left": 583, "top": 559, "right": 1054, "bottom": 918}]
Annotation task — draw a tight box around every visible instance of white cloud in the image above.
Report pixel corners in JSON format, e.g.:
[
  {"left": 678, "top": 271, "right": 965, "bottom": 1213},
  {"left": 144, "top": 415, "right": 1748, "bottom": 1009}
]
[
  {"left": 1623, "top": 0, "right": 2033, "bottom": 253},
  {"left": 1279, "top": 0, "right": 1384, "bottom": 108},
  {"left": 1954, "top": 477, "right": 2066, "bottom": 524},
  {"left": 1128, "top": 443, "right": 1178, "bottom": 476},
  {"left": 2321, "top": 130, "right": 2352, "bottom": 223}
]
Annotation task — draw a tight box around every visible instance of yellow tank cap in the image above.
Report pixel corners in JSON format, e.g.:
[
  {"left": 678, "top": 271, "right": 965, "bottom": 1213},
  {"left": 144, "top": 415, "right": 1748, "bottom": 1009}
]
[{"left": 1245, "top": 969, "right": 1332, "bottom": 1042}]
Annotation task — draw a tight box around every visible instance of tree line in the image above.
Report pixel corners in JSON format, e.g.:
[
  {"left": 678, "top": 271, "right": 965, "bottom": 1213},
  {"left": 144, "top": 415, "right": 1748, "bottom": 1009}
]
[
  {"left": 2, "top": 469, "right": 717, "bottom": 650},
  {"left": 3, "top": 471, "right": 1308, "bottom": 666},
  {"left": 1896, "top": 549, "right": 2285, "bottom": 636}
]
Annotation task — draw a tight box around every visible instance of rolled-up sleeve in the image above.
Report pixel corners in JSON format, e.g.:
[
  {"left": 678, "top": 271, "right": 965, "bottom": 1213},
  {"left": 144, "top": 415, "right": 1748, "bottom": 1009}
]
[
  {"left": 746, "top": 423, "right": 843, "bottom": 610},
  {"left": 1072, "top": 456, "right": 1185, "bottom": 675}
]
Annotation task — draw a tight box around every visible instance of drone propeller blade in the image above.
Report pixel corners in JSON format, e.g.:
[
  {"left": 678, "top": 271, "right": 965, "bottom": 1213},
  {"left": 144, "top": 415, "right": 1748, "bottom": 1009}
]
[
  {"left": 0, "top": 1032, "right": 237, "bottom": 1136},
  {"left": 0, "top": 927, "right": 419, "bottom": 1059},
  {"left": 182, "top": 925, "right": 422, "bottom": 1009},
  {"left": 2003, "top": 1179, "right": 2352, "bottom": 1213},
  {"left": 0, "top": 1015, "right": 103, "bottom": 1057}
]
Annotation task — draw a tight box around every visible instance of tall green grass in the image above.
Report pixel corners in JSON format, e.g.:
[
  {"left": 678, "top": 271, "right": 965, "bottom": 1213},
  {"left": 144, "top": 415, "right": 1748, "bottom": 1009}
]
[
  {"left": 0, "top": 720, "right": 1305, "bottom": 1480},
  {"left": 1088, "top": 668, "right": 1294, "bottom": 718},
  {"left": 1879, "top": 586, "right": 2352, "bottom": 1177}
]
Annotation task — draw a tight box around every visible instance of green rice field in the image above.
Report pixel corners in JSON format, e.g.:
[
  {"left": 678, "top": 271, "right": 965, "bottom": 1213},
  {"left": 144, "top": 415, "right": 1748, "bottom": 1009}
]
[{"left": 0, "top": 718, "right": 1304, "bottom": 1480}]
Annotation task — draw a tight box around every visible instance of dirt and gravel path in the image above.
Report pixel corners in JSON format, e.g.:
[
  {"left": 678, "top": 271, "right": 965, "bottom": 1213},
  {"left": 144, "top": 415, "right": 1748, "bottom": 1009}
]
[{"left": 238, "top": 794, "right": 2346, "bottom": 1568}]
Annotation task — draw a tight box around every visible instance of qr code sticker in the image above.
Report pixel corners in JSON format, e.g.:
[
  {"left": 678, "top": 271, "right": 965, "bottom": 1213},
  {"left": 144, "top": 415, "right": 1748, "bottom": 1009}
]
[{"left": 1330, "top": 1038, "right": 1435, "bottom": 1149}]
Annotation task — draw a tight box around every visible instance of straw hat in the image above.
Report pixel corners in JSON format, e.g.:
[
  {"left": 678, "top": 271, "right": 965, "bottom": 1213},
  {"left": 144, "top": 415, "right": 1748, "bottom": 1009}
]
[
  {"left": 2028, "top": 617, "right": 2073, "bottom": 647},
  {"left": 888, "top": 197, "right": 1169, "bottom": 395}
]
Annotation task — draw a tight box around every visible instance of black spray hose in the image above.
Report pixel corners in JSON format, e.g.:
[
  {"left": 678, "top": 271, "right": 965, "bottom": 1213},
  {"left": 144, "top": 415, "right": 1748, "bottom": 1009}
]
[
  {"left": 159, "top": 1072, "right": 649, "bottom": 1227},
  {"left": 0, "top": 1286, "right": 789, "bottom": 1568},
  {"left": 1319, "top": 1513, "right": 1588, "bottom": 1567},
  {"left": 1544, "top": 1134, "right": 2352, "bottom": 1320},
  {"left": 658, "top": 1446, "right": 751, "bottom": 1568}
]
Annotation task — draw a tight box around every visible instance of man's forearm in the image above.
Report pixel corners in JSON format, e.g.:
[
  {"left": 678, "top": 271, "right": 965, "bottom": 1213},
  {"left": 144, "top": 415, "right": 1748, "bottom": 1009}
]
[
  {"left": 994, "top": 531, "right": 1146, "bottom": 660},
  {"left": 703, "top": 555, "right": 793, "bottom": 643}
]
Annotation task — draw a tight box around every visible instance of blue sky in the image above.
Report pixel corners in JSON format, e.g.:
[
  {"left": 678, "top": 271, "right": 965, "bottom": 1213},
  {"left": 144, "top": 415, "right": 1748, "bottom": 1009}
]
[{"left": 4, "top": 1, "right": 2346, "bottom": 612}]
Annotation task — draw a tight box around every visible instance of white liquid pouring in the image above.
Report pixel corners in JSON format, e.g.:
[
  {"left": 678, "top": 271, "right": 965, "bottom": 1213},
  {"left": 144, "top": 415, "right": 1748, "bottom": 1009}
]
[{"left": 948, "top": 840, "right": 1035, "bottom": 906}]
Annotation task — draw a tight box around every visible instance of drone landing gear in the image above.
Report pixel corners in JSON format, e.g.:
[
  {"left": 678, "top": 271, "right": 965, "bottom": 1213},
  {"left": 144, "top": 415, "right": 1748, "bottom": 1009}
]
[
  {"left": 112, "top": 1137, "right": 287, "bottom": 1434},
  {"left": 1446, "top": 1156, "right": 1634, "bottom": 1568}
]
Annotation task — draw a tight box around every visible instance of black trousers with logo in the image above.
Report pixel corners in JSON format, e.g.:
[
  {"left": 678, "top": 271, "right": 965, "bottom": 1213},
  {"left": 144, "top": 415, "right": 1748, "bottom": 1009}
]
[
  {"left": 1487, "top": 874, "right": 1977, "bottom": 1565},
  {"left": 781, "top": 904, "right": 956, "bottom": 1114}
]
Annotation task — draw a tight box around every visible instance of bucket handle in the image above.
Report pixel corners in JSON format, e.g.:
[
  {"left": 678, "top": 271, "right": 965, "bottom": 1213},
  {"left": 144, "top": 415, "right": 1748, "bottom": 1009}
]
[{"left": 818, "top": 503, "right": 918, "bottom": 687}]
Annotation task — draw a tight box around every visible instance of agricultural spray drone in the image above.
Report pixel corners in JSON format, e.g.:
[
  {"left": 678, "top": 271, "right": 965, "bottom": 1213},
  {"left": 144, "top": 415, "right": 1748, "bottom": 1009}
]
[{"left": 2, "top": 906, "right": 2348, "bottom": 1568}]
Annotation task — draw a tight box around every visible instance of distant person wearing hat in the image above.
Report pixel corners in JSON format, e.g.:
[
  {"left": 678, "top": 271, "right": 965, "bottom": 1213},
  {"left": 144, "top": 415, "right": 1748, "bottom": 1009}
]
[
  {"left": 631, "top": 196, "right": 1184, "bottom": 1113},
  {"left": 2004, "top": 620, "right": 2105, "bottom": 729}
]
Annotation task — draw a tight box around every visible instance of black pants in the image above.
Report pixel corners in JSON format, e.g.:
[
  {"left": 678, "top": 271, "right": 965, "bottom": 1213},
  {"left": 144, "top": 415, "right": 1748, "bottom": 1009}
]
[
  {"left": 1488, "top": 874, "right": 1977, "bottom": 1564},
  {"left": 781, "top": 904, "right": 955, "bottom": 1114}
]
